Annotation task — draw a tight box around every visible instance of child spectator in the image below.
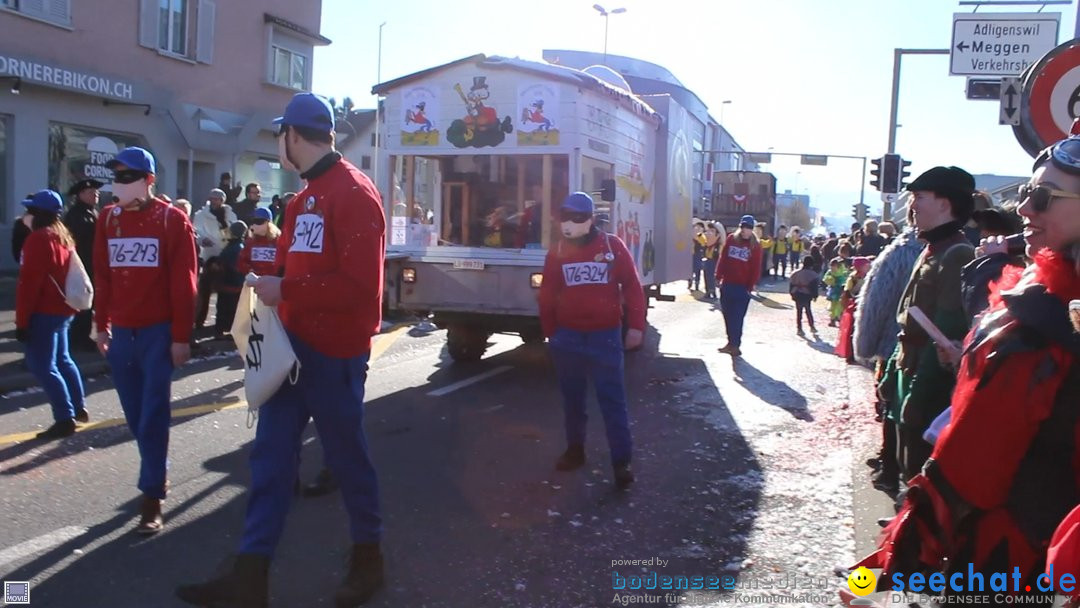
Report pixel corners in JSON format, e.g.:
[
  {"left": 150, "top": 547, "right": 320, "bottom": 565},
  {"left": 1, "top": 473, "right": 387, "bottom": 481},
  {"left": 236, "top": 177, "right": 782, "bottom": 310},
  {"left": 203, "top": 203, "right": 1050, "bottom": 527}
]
[
  {"left": 835, "top": 256, "right": 870, "bottom": 362},
  {"left": 823, "top": 257, "right": 849, "bottom": 327},
  {"left": 788, "top": 255, "right": 819, "bottom": 335},
  {"left": 214, "top": 221, "right": 247, "bottom": 340}
]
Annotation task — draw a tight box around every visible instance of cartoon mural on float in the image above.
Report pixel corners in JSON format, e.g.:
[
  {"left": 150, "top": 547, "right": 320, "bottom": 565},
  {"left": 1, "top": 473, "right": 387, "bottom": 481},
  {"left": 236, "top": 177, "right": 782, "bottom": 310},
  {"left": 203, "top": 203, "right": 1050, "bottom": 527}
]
[
  {"left": 447, "top": 76, "right": 514, "bottom": 148},
  {"left": 517, "top": 83, "right": 559, "bottom": 146},
  {"left": 401, "top": 86, "right": 440, "bottom": 146}
]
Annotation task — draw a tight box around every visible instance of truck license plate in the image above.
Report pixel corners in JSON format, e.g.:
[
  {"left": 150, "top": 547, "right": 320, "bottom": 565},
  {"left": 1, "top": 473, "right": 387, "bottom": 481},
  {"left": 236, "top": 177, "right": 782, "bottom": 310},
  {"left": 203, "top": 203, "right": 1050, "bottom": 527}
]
[{"left": 452, "top": 260, "right": 485, "bottom": 270}]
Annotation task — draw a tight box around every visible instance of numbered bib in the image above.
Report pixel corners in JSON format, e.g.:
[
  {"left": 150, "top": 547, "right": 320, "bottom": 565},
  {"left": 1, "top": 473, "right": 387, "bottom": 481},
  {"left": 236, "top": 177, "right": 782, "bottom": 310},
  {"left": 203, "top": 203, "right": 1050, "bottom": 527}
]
[
  {"left": 108, "top": 238, "right": 160, "bottom": 268},
  {"left": 728, "top": 246, "right": 751, "bottom": 262},
  {"left": 250, "top": 247, "right": 276, "bottom": 263},
  {"left": 290, "top": 214, "right": 324, "bottom": 254},
  {"left": 562, "top": 262, "right": 610, "bottom": 286}
]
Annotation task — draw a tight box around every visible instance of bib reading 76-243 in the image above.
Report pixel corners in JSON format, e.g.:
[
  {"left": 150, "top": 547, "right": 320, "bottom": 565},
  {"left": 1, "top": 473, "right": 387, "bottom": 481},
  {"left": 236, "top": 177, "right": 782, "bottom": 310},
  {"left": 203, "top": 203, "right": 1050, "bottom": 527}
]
[{"left": 108, "top": 238, "right": 160, "bottom": 267}]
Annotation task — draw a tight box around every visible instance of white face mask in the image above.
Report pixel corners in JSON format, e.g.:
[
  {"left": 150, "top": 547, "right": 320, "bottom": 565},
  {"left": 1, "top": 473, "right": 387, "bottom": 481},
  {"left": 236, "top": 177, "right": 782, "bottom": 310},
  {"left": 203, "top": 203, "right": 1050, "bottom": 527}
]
[
  {"left": 112, "top": 180, "right": 148, "bottom": 207},
  {"left": 252, "top": 223, "right": 269, "bottom": 237},
  {"left": 561, "top": 220, "right": 592, "bottom": 239}
]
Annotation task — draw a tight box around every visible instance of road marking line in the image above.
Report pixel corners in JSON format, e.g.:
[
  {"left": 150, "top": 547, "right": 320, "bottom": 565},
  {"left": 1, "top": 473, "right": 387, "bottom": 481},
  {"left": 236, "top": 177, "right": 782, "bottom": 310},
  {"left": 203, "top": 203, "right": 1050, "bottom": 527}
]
[
  {"left": 0, "top": 525, "right": 87, "bottom": 570},
  {"left": 0, "top": 327, "right": 407, "bottom": 447},
  {"left": 426, "top": 365, "right": 513, "bottom": 397}
]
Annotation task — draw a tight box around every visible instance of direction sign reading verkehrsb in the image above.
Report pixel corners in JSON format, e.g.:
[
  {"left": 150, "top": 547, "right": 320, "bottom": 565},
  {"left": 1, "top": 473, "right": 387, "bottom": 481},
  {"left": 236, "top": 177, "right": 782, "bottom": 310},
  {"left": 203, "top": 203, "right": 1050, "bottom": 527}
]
[{"left": 951, "top": 12, "right": 1060, "bottom": 77}]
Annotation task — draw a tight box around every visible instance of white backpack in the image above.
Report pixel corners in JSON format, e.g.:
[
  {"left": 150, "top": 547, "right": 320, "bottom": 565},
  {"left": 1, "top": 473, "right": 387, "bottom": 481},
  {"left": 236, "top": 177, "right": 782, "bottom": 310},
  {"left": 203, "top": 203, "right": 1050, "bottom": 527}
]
[{"left": 51, "top": 250, "right": 94, "bottom": 311}]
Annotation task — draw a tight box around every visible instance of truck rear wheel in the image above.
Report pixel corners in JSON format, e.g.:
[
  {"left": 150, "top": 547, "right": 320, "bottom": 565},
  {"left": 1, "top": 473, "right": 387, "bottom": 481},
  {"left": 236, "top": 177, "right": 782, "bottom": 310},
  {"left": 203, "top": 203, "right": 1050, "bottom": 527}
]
[{"left": 447, "top": 325, "right": 489, "bottom": 362}]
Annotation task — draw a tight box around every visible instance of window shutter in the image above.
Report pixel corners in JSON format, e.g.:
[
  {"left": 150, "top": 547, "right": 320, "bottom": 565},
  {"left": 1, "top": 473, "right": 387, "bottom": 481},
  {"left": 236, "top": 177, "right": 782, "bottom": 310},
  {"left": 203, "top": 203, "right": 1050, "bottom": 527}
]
[
  {"left": 19, "top": 0, "right": 45, "bottom": 18},
  {"left": 196, "top": 0, "right": 215, "bottom": 64},
  {"left": 46, "top": 0, "right": 69, "bottom": 23},
  {"left": 138, "top": 0, "right": 159, "bottom": 49}
]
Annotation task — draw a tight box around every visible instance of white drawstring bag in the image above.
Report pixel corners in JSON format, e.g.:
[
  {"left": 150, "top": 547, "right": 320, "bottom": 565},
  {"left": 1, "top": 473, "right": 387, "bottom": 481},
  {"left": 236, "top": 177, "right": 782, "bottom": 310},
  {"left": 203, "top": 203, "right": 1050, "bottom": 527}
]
[
  {"left": 232, "top": 274, "right": 300, "bottom": 426},
  {"left": 50, "top": 249, "right": 93, "bottom": 311}
]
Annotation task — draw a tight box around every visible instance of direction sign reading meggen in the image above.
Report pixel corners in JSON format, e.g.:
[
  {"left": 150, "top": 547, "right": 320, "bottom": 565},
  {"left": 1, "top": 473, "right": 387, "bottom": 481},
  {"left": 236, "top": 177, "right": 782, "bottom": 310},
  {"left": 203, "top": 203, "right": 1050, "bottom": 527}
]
[{"left": 951, "top": 12, "right": 1060, "bottom": 77}]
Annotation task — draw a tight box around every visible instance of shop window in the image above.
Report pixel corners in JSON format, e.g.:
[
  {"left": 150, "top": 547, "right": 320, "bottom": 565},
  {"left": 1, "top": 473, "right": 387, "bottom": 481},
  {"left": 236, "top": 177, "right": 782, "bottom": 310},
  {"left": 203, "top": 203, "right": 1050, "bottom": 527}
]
[
  {"left": 3, "top": 0, "right": 71, "bottom": 27},
  {"left": 47, "top": 123, "right": 145, "bottom": 201},
  {"left": 0, "top": 116, "right": 7, "bottom": 222},
  {"left": 388, "top": 154, "right": 568, "bottom": 250}
]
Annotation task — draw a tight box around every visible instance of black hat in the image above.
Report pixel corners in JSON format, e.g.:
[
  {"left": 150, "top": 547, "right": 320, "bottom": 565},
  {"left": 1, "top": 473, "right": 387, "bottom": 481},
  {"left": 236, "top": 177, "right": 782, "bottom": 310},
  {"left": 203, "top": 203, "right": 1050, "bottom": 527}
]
[
  {"left": 971, "top": 208, "right": 1022, "bottom": 236},
  {"left": 67, "top": 179, "right": 103, "bottom": 197},
  {"left": 907, "top": 166, "right": 976, "bottom": 221}
]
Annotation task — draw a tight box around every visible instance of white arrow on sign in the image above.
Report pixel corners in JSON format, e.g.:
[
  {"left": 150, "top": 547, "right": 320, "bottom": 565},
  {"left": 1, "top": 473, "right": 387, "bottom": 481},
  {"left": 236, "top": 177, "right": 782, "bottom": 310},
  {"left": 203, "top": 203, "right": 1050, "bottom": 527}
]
[
  {"left": 950, "top": 12, "right": 1060, "bottom": 77},
  {"left": 999, "top": 76, "right": 1022, "bottom": 125}
]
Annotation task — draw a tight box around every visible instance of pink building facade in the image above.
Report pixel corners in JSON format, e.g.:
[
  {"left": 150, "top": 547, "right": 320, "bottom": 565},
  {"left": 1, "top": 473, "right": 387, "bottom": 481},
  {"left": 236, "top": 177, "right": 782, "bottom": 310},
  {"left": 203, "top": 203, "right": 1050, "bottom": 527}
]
[{"left": 0, "top": 0, "right": 327, "bottom": 268}]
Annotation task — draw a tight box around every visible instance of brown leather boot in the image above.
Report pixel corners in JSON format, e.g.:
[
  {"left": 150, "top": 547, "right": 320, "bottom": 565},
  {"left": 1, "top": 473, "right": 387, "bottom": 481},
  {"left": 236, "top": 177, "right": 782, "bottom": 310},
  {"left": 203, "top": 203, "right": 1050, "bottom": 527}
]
[
  {"left": 176, "top": 554, "right": 270, "bottom": 607},
  {"left": 334, "top": 543, "right": 384, "bottom": 607},
  {"left": 136, "top": 495, "right": 163, "bottom": 535}
]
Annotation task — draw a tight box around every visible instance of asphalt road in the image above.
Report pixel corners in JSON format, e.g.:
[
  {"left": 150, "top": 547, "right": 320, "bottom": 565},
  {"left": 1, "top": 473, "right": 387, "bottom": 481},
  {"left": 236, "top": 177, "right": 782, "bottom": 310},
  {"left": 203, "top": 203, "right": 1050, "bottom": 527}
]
[{"left": 0, "top": 283, "right": 893, "bottom": 608}]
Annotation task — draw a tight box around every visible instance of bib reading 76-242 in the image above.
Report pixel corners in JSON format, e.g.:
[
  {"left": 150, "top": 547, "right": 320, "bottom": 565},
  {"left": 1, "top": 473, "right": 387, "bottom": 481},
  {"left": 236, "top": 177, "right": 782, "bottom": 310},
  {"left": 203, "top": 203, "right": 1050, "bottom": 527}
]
[{"left": 290, "top": 215, "right": 324, "bottom": 254}]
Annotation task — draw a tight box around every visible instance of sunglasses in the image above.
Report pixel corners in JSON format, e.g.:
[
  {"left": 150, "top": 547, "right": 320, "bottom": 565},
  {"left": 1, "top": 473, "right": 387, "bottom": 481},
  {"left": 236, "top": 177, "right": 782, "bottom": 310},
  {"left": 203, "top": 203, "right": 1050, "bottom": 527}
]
[
  {"left": 559, "top": 211, "right": 592, "bottom": 224},
  {"left": 252, "top": 219, "right": 269, "bottom": 226},
  {"left": 1017, "top": 183, "right": 1080, "bottom": 212},
  {"left": 113, "top": 170, "right": 148, "bottom": 184}
]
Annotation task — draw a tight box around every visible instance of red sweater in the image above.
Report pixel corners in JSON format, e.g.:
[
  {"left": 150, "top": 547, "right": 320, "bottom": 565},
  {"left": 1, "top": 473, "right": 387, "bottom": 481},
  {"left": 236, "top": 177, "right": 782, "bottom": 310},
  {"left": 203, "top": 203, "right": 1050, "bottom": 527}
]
[
  {"left": 16, "top": 229, "right": 75, "bottom": 328},
  {"left": 716, "top": 235, "right": 763, "bottom": 290},
  {"left": 539, "top": 230, "right": 645, "bottom": 337},
  {"left": 93, "top": 198, "right": 199, "bottom": 343},
  {"left": 277, "top": 156, "right": 385, "bottom": 358},
  {"left": 237, "top": 234, "right": 279, "bottom": 277}
]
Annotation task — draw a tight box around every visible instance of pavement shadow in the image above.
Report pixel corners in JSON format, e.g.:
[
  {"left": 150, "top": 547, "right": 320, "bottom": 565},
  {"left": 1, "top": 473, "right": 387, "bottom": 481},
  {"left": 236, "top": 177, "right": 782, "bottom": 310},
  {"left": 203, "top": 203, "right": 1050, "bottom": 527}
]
[
  {"left": 730, "top": 358, "right": 814, "bottom": 421},
  {"left": 0, "top": 379, "right": 244, "bottom": 475},
  {"left": 9, "top": 341, "right": 765, "bottom": 607},
  {"left": 799, "top": 332, "right": 837, "bottom": 355}
]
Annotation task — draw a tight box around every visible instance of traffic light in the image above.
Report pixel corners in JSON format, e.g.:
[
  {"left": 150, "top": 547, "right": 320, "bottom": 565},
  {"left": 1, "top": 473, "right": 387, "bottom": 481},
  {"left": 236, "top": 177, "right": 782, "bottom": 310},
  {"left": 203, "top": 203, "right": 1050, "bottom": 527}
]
[
  {"left": 870, "top": 157, "right": 883, "bottom": 191},
  {"left": 881, "top": 153, "right": 901, "bottom": 194},
  {"left": 852, "top": 204, "right": 862, "bottom": 220},
  {"left": 898, "top": 157, "right": 912, "bottom": 191},
  {"left": 852, "top": 203, "right": 869, "bottom": 222}
]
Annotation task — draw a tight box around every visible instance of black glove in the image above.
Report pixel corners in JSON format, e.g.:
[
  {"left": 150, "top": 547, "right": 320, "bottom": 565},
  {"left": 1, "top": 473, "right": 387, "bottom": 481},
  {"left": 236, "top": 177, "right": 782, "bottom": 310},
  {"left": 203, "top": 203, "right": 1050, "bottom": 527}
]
[{"left": 15, "top": 327, "right": 29, "bottom": 343}]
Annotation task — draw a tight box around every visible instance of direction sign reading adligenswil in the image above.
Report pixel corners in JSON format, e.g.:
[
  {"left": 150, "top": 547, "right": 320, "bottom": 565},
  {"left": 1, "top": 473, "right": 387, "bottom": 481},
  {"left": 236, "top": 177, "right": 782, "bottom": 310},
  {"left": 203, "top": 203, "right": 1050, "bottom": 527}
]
[{"left": 951, "top": 12, "right": 1060, "bottom": 77}]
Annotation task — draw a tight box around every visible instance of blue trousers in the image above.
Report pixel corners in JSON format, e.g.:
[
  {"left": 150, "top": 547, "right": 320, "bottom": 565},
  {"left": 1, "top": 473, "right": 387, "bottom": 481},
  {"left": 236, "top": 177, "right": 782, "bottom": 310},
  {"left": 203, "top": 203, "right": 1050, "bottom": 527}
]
[
  {"left": 703, "top": 258, "right": 718, "bottom": 298},
  {"left": 25, "top": 313, "right": 85, "bottom": 423},
  {"left": 720, "top": 284, "right": 752, "bottom": 348},
  {"left": 107, "top": 322, "right": 173, "bottom": 499},
  {"left": 689, "top": 257, "right": 704, "bottom": 290},
  {"left": 550, "top": 327, "right": 632, "bottom": 465},
  {"left": 240, "top": 333, "right": 381, "bottom": 556}
]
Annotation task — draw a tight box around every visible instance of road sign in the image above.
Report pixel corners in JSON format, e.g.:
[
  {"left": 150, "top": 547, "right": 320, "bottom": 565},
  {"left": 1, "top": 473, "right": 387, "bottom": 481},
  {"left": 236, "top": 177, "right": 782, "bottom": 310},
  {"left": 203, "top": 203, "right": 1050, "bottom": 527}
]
[
  {"left": 800, "top": 154, "right": 828, "bottom": 166},
  {"left": 967, "top": 78, "right": 1001, "bottom": 100},
  {"left": 1027, "top": 42, "right": 1080, "bottom": 152},
  {"left": 950, "top": 12, "right": 1060, "bottom": 77},
  {"left": 999, "top": 76, "right": 1022, "bottom": 125}
]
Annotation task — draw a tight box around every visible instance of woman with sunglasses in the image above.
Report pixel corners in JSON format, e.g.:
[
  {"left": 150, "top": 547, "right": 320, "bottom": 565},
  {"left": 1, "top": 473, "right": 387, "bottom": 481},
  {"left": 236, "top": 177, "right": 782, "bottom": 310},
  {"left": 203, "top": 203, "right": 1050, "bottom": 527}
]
[
  {"left": 237, "top": 207, "right": 281, "bottom": 278},
  {"left": 93, "top": 147, "right": 199, "bottom": 535},
  {"left": 851, "top": 136, "right": 1080, "bottom": 605},
  {"left": 539, "top": 192, "right": 645, "bottom": 490}
]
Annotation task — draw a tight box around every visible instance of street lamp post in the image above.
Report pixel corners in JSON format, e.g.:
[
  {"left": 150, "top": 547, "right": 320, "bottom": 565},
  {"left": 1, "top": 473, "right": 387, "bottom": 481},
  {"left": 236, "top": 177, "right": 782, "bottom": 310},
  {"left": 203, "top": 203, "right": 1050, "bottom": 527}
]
[
  {"left": 593, "top": 4, "right": 626, "bottom": 65},
  {"left": 374, "top": 21, "right": 386, "bottom": 201}
]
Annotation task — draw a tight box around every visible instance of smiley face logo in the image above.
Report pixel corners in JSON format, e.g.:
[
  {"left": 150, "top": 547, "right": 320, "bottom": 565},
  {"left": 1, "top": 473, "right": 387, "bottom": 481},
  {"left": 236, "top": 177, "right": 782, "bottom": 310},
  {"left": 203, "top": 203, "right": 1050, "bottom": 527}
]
[{"left": 847, "top": 567, "right": 876, "bottom": 596}]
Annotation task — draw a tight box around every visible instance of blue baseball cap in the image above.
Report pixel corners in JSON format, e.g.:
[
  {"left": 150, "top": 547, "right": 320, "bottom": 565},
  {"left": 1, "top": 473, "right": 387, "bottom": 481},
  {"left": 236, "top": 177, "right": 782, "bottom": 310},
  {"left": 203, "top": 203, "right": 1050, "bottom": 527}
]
[
  {"left": 253, "top": 207, "right": 273, "bottom": 222},
  {"left": 561, "top": 192, "right": 594, "bottom": 214},
  {"left": 106, "top": 147, "right": 156, "bottom": 174},
  {"left": 273, "top": 92, "right": 335, "bottom": 133},
  {"left": 23, "top": 189, "right": 63, "bottom": 213},
  {"left": 739, "top": 214, "right": 756, "bottom": 228}
]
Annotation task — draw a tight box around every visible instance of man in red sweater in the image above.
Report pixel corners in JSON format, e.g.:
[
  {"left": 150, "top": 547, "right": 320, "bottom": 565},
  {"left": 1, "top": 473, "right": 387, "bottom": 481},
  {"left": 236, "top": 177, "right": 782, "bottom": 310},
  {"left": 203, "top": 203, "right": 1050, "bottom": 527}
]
[
  {"left": 540, "top": 192, "right": 645, "bottom": 490},
  {"left": 716, "top": 214, "right": 763, "bottom": 357},
  {"left": 93, "top": 147, "right": 198, "bottom": 534},
  {"left": 178, "top": 93, "right": 386, "bottom": 608}
]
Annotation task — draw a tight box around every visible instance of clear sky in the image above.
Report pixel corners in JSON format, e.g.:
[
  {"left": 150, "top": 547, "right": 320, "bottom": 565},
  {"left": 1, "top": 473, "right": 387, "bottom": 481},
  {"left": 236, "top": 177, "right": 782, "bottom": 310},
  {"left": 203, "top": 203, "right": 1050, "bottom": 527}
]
[{"left": 313, "top": 0, "right": 1079, "bottom": 217}]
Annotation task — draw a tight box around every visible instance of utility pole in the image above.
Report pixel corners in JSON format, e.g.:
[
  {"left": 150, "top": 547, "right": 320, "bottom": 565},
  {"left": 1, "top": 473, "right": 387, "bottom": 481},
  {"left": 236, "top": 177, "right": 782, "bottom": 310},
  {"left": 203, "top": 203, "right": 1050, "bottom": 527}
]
[{"left": 373, "top": 22, "right": 386, "bottom": 202}]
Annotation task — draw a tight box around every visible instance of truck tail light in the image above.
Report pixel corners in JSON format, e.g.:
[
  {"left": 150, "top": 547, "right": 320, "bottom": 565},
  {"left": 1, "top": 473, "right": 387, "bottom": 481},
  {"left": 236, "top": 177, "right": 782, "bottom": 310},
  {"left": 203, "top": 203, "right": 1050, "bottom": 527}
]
[
  {"left": 402, "top": 268, "right": 417, "bottom": 283},
  {"left": 530, "top": 273, "right": 543, "bottom": 289}
]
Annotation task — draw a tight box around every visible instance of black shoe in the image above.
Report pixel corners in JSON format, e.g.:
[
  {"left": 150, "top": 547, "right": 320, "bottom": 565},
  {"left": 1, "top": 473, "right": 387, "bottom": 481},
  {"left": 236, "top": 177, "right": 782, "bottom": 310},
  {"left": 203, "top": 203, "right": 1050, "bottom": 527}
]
[
  {"left": 871, "top": 469, "right": 900, "bottom": 496},
  {"left": 613, "top": 462, "right": 634, "bottom": 490},
  {"left": 555, "top": 444, "right": 586, "bottom": 471},
  {"left": 176, "top": 554, "right": 270, "bottom": 608},
  {"left": 36, "top": 419, "right": 76, "bottom": 440},
  {"left": 796, "top": 328, "right": 805, "bottom": 336},
  {"left": 136, "top": 495, "right": 164, "bottom": 535},
  {"left": 334, "top": 543, "right": 385, "bottom": 607},
  {"left": 877, "top": 517, "right": 894, "bottom": 528},
  {"left": 74, "top": 409, "right": 89, "bottom": 424},
  {"left": 303, "top": 467, "right": 339, "bottom": 498}
]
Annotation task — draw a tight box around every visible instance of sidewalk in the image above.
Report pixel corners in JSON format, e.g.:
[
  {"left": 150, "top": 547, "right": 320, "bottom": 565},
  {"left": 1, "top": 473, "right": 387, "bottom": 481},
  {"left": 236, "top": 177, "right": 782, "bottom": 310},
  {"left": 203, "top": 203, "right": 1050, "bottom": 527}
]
[{"left": 0, "top": 278, "right": 236, "bottom": 394}]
